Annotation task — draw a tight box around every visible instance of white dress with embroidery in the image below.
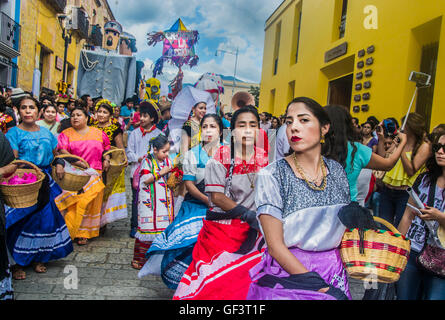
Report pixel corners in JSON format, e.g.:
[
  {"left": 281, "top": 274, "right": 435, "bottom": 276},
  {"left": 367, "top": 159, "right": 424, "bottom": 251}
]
[{"left": 136, "top": 156, "right": 175, "bottom": 242}]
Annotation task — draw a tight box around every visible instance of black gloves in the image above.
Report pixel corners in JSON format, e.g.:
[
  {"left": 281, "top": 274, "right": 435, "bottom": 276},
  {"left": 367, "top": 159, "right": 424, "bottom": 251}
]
[{"left": 227, "top": 204, "right": 260, "bottom": 231}]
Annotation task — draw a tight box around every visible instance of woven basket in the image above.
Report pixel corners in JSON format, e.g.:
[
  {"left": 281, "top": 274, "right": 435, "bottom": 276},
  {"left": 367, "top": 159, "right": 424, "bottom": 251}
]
[
  {"left": 52, "top": 154, "right": 91, "bottom": 192},
  {"left": 0, "top": 160, "right": 45, "bottom": 208},
  {"left": 104, "top": 147, "right": 127, "bottom": 188},
  {"left": 340, "top": 216, "right": 411, "bottom": 283}
]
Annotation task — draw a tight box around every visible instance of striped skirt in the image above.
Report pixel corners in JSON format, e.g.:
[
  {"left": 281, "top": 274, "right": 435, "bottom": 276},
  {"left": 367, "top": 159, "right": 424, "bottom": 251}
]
[
  {"left": 100, "top": 169, "right": 128, "bottom": 227},
  {"left": 5, "top": 168, "right": 73, "bottom": 266}
]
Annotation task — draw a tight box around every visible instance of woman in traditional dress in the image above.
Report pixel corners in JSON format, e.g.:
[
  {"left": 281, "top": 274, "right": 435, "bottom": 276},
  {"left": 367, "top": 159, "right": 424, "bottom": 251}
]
[
  {"left": 5, "top": 96, "right": 73, "bottom": 280},
  {"left": 89, "top": 100, "right": 127, "bottom": 228},
  {"left": 36, "top": 104, "right": 60, "bottom": 137},
  {"left": 55, "top": 107, "right": 111, "bottom": 246},
  {"left": 181, "top": 102, "right": 207, "bottom": 152},
  {"left": 139, "top": 114, "right": 223, "bottom": 288},
  {"left": 131, "top": 134, "right": 174, "bottom": 270},
  {"left": 0, "top": 132, "right": 17, "bottom": 299},
  {"left": 174, "top": 105, "right": 268, "bottom": 300},
  {"left": 247, "top": 97, "right": 351, "bottom": 300}
]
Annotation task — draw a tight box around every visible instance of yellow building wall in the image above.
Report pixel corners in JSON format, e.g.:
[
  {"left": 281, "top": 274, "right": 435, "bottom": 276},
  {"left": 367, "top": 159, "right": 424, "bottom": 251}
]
[
  {"left": 17, "top": 0, "right": 114, "bottom": 96},
  {"left": 18, "top": 0, "right": 82, "bottom": 93},
  {"left": 260, "top": 0, "right": 445, "bottom": 130}
]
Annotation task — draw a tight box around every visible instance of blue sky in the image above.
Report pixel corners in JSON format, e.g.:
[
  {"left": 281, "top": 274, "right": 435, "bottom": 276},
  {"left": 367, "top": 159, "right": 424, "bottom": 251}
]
[{"left": 108, "top": 0, "right": 283, "bottom": 85}]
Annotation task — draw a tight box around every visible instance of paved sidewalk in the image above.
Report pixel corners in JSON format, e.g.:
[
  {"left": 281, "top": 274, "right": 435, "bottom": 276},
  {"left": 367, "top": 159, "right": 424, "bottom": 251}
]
[
  {"left": 12, "top": 171, "right": 175, "bottom": 300},
  {"left": 12, "top": 171, "right": 365, "bottom": 300}
]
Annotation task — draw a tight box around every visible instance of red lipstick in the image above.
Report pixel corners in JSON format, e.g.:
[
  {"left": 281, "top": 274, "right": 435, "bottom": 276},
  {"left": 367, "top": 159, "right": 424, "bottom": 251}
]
[{"left": 291, "top": 136, "right": 301, "bottom": 142}]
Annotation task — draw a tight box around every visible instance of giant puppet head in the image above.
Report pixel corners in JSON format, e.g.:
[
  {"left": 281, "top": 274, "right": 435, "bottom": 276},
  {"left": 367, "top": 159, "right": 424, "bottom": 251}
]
[
  {"left": 143, "top": 78, "right": 161, "bottom": 103},
  {"left": 119, "top": 31, "right": 137, "bottom": 56},
  {"left": 103, "top": 20, "right": 123, "bottom": 51},
  {"left": 194, "top": 73, "right": 224, "bottom": 104}
]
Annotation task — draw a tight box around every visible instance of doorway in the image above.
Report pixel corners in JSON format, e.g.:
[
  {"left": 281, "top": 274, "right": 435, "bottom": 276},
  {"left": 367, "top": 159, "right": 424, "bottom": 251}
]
[
  {"left": 39, "top": 46, "right": 51, "bottom": 89},
  {"left": 328, "top": 73, "right": 353, "bottom": 109},
  {"left": 416, "top": 42, "right": 438, "bottom": 132}
]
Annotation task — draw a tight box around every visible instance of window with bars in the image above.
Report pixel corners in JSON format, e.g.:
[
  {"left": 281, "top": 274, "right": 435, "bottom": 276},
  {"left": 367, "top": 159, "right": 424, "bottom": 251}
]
[
  {"left": 273, "top": 22, "right": 281, "bottom": 75},
  {"left": 339, "top": 0, "right": 348, "bottom": 39}
]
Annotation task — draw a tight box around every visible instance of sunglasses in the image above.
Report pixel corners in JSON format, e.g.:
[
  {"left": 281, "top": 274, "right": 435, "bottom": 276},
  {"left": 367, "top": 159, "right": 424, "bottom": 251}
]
[{"left": 432, "top": 143, "right": 445, "bottom": 153}]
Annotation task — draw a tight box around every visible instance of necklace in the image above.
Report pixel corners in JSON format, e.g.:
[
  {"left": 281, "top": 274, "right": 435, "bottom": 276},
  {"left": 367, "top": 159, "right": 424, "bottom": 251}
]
[
  {"left": 293, "top": 153, "right": 327, "bottom": 191},
  {"left": 241, "top": 159, "right": 256, "bottom": 189}
]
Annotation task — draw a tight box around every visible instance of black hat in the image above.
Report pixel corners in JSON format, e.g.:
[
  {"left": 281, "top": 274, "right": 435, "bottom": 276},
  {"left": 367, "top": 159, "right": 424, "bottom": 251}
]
[{"left": 139, "top": 100, "right": 161, "bottom": 123}]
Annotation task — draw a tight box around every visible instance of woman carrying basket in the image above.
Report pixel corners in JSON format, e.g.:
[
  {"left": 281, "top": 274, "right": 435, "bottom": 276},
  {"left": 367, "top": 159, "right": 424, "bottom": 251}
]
[
  {"left": 5, "top": 96, "right": 73, "bottom": 280},
  {"left": 0, "top": 132, "right": 17, "bottom": 299},
  {"left": 246, "top": 98, "right": 350, "bottom": 300},
  {"left": 89, "top": 100, "right": 127, "bottom": 230},
  {"left": 54, "top": 106, "right": 111, "bottom": 246}
]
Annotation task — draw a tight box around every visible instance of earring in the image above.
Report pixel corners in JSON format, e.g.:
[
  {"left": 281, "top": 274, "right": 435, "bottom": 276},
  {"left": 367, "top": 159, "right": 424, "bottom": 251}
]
[{"left": 320, "top": 135, "right": 325, "bottom": 144}]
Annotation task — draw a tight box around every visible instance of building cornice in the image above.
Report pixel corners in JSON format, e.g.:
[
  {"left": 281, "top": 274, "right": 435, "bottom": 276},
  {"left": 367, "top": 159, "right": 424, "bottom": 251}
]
[
  {"left": 103, "top": 0, "right": 115, "bottom": 21},
  {"left": 265, "top": 0, "right": 297, "bottom": 31}
]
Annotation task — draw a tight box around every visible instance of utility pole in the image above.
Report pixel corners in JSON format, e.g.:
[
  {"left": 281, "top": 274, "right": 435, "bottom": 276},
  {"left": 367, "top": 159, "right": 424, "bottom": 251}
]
[
  {"left": 62, "top": 28, "right": 72, "bottom": 83},
  {"left": 215, "top": 47, "right": 239, "bottom": 99}
]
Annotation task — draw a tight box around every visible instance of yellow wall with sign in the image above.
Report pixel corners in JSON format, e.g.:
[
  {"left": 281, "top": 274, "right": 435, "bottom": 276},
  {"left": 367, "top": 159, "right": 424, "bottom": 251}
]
[
  {"left": 17, "top": 0, "right": 114, "bottom": 96},
  {"left": 18, "top": 0, "right": 83, "bottom": 94},
  {"left": 260, "top": 0, "right": 445, "bottom": 130}
]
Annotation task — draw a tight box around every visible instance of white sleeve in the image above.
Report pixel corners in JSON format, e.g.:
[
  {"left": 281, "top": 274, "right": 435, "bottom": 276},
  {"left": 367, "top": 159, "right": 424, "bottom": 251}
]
[{"left": 255, "top": 164, "right": 284, "bottom": 222}]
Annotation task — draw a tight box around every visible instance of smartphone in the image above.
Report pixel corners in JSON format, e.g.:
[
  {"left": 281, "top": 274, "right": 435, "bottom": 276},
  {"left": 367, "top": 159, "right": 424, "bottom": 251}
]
[
  {"left": 407, "top": 203, "right": 424, "bottom": 216},
  {"left": 409, "top": 71, "right": 431, "bottom": 87}
]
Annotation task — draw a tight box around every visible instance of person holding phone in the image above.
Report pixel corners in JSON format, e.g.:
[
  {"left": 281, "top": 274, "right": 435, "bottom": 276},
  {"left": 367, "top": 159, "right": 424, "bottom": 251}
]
[
  {"left": 397, "top": 132, "right": 445, "bottom": 300},
  {"left": 322, "top": 105, "right": 407, "bottom": 204},
  {"left": 378, "top": 113, "right": 430, "bottom": 228}
]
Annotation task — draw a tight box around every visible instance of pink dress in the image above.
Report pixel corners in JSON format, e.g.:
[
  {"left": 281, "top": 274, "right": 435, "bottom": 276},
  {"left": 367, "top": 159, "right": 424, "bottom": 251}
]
[{"left": 57, "top": 127, "right": 111, "bottom": 170}]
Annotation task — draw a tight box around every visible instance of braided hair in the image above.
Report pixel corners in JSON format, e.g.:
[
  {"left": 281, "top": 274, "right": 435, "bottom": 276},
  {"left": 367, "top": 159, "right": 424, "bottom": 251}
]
[
  {"left": 226, "top": 105, "right": 260, "bottom": 194},
  {"left": 147, "top": 134, "right": 169, "bottom": 160}
]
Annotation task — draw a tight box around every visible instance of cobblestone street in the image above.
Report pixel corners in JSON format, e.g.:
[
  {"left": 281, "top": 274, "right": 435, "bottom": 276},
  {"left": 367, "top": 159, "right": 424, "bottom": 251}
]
[{"left": 12, "top": 171, "right": 365, "bottom": 300}]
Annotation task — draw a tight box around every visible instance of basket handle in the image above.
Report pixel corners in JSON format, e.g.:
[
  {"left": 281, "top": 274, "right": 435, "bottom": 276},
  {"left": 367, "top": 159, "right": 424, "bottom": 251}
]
[
  {"left": 103, "top": 147, "right": 126, "bottom": 158},
  {"left": 10, "top": 160, "right": 44, "bottom": 179},
  {"left": 103, "top": 148, "right": 128, "bottom": 164},
  {"left": 373, "top": 216, "right": 401, "bottom": 234},
  {"left": 55, "top": 154, "right": 90, "bottom": 169}
]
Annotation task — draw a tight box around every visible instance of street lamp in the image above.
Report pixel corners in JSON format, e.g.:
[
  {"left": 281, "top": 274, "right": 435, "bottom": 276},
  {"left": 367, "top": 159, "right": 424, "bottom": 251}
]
[
  {"left": 215, "top": 47, "right": 239, "bottom": 100},
  {"left": 57, "top": 15, "right": 72, "bottom": 83}
]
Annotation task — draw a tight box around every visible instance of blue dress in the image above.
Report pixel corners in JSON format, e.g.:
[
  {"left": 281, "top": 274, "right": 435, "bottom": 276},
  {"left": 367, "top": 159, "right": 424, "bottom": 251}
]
[
  {"left": 5, "top": 127, "right": 73, "bottom": 266},
  {"left": 139, "top": 144, "right": 216, "bottom": 289}
]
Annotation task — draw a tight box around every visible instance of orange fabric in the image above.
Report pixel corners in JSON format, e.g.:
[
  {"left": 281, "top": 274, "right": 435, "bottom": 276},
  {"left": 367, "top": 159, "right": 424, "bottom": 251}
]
[
  {"left": 61, "top": 127, "right": 104, "bottom": 143},
  {"left": 55, "top": 174, "right": 105, "bottom": 240}
]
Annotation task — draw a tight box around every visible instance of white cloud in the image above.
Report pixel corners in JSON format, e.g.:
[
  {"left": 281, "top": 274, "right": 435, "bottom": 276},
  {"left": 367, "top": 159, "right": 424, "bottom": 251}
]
[{"left": 110, "top": 0, "right": 283, "bottom": 83}]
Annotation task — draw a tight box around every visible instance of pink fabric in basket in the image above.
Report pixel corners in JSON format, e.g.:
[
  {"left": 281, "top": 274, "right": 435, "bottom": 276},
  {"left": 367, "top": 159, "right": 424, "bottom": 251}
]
[{"left": 2, "top": 172, "right": 38, "bottom": 185}]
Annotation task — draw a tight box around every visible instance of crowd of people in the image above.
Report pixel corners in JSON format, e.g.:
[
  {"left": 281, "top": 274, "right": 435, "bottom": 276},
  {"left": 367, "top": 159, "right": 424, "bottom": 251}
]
[{"left": 0, "top": 85, "right": 444, "bottom": 301}]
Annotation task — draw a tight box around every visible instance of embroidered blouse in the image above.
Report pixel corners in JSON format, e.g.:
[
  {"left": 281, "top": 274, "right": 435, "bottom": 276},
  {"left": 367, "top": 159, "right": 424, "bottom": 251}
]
[
  {"left": 57, "top": 127, "right": 111, "bottom": 171},
  {"left": 255, "top": 158, "right": 350, "bottom": 251}
]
